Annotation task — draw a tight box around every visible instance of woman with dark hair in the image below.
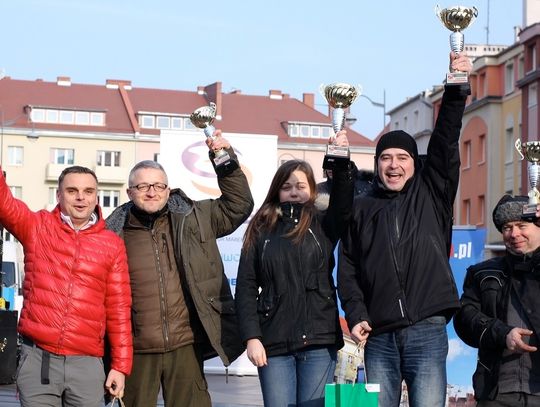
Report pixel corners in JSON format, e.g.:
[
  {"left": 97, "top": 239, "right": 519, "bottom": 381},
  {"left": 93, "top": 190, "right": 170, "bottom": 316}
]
[{"left": 235, "top": 132, "right": 355, "bottom": 407}]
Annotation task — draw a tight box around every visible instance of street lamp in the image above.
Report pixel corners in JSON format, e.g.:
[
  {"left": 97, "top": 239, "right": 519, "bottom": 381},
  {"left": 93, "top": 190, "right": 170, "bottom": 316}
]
[{"left": 359, "top": 90, "right": 387, "bottom": 130}]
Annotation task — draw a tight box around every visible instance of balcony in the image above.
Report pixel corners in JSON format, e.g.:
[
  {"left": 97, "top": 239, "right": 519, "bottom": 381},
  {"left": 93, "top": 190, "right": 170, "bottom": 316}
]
[
  {"left": 93, "top": 165, "right": 128, "bottom": 185},
  {"left": 45, "top": 163, "right": 69, "bottom": 181}
]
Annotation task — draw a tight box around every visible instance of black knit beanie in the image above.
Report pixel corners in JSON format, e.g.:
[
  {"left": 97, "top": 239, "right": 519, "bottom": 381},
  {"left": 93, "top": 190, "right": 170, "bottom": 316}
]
[
  {"left": 375, "top": 130, "right": 418, "bottom": 161},
  {"left": 492, "top": 195, "right": 529, "bottom": 232}
]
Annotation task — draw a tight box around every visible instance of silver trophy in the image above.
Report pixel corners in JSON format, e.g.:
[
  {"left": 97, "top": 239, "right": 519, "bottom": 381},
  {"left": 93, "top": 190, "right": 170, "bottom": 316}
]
[
  {"left": 435, "top": 5, "right": 478, "bottom": 84},
  {"left": 320, "top": 83, "right": 360, "bottom": 170},
  {"left": 516, "top": 139, "right": 540, "bottom": 219},
  {"left": 190, "top": 102, "right": 236, "bottom": 175}
]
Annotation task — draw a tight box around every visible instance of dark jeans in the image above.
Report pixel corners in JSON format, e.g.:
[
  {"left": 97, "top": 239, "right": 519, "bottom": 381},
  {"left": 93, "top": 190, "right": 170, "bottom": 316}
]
[
  {"left": 478, "top": 393, "right": 540, "bottom": 406},
  {"left": 257, "top": 345, "right": 337, "bottom": 407},
  {"left": 365, "top": 316, "right": 448, "bottom": 407},
  {"left": 123, "top": 344, "right": 211, "bottom": 407}
]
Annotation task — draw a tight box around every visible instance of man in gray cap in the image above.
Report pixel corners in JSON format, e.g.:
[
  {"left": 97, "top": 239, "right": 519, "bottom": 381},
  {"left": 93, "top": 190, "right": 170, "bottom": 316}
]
[
  {"left": 338, "top": 52, "right": 472, "bottom": 407},
  {"left": 454, "top": 195, "right": 540, "bottom": 406}
]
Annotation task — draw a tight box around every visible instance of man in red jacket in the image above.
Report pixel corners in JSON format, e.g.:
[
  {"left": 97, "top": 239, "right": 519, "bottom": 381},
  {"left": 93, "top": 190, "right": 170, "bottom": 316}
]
[{"left": 0, "top": 166, "right": 132, "bottom": 406}]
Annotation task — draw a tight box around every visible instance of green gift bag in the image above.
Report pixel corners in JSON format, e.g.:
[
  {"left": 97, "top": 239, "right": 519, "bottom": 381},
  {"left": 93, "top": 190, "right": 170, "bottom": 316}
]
[{"left": 325, "top": 383, "right": 379, "bottom": 407}]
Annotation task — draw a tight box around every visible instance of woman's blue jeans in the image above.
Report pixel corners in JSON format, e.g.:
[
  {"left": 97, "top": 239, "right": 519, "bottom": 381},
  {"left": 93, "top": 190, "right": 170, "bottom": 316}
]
[
  {"left": 364, "top": 316, "right": 449, "bottom": 407},
  {"left": 258, "top": 345, "right": 337, "bottom": 407}
]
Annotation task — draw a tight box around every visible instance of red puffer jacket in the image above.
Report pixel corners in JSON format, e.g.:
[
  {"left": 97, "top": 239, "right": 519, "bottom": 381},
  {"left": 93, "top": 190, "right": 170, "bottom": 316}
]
[{"left": 0, "top": 174, "right": 132, "bottom": 375}]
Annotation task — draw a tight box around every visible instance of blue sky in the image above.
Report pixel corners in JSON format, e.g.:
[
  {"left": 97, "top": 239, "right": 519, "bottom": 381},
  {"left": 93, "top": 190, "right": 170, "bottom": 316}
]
[
  {"left": 2, "top": 0, "right": 524, "bottom": 391},
  {"left": 1, "top": 0, "right": 522, "bottom": 139}
]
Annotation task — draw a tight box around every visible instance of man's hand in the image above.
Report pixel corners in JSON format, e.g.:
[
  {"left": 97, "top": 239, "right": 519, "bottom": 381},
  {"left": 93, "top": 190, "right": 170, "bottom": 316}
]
[
  {"left": 105, "top": 369, "right": 126, "bottom": 398},
  {"left": 350, "top": 321, "right": 372, "bottom": 345},
  {"left": 506, "top": 327, "right": 538, "bottom": 353},
  {"left": 449, "top": 51, "right": 472, "bottom": 74},
  {"left": 205, "top": 129, "right": 231, "bottom": 151},
  {"left": 246, "top": 338, "right": 267, "bottom": 367},
  {"left": 329, "top": 130, "right": 349, "bottom": 147}
]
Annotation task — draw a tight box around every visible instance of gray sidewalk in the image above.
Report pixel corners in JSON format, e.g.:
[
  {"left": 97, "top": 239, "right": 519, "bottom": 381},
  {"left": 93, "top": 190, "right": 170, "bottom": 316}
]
[{"left": 0, "top": 374, "right": 263, "bottom": 406}]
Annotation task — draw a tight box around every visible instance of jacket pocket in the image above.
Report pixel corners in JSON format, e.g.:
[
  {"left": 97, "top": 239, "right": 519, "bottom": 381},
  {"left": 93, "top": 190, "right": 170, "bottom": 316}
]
[
  {"left": 208, "top": 296, "right": 236, "bottom": 315},
  {"left": 256, "top": 294, "right": 281, "bottom": 323}
]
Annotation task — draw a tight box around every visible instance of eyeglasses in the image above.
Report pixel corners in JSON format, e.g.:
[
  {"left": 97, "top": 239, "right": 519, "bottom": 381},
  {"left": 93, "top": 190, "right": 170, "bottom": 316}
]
[{"left": 129, "top": 183, "right": 168, "bottom": 192}]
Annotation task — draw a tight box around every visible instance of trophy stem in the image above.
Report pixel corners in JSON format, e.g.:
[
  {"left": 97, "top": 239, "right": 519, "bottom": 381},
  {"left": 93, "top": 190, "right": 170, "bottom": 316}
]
[
  {"left": 332, "top": 108, "right": 345, "bottom": 135},
  {"left": 203, "top": 124, "right": 216, "bottom": 140},
  {"left": 450, "top": 31, "right": 464, "bottom": 55},
  {"left": 529, "top": 161, "right": 540, "bottom": 205}
]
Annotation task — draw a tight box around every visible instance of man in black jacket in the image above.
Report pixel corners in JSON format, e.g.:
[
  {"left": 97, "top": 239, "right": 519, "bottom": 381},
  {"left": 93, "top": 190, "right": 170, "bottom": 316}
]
[
  {"left": 338, "top": 52, "right": 471, "bottom": 407},
  {"left": 454, "top": 195, "right": 540, "bottom": 406}
]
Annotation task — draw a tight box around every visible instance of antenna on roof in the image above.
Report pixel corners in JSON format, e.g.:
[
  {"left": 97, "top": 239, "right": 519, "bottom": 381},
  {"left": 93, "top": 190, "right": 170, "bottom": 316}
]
[{"left": 485, "top": 0, "right": 491, "bottom": 44}]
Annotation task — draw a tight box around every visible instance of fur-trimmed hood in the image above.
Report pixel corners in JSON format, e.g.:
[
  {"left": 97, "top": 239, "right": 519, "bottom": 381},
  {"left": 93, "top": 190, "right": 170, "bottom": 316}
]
[{"left": 106, "top": 188, "right": 193, "bottom": 234}]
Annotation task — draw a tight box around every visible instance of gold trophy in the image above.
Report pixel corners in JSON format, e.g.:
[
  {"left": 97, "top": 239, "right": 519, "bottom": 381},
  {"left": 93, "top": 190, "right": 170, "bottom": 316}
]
[
  {"left": 516, "top": 139, "right": 540, "bottom": 219},
  {"left": 436, "top": 5, "right": 478, "bottom": 84},
  {"left": 190, "top": 102, "right": 237, "bottom": 176},
  {"left": 320, "top": 83, "right": 360, "bottom": 170}
]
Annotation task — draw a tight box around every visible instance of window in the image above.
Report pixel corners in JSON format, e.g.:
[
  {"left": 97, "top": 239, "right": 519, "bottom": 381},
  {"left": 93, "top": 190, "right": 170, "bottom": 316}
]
[
  {"left": 97, "top": 151, "right": 120, "bottom": 167},
  {"left": 300, "top": 125, "right": 310, "bottom": 137},
  {"left": 156, "top": 116, "right": 171, "bottom": 129},
  {"left": 31, "top": 108, "right": 45, "bottom": 122},
  {"left": 9, "top": 186, "right": 22, "bottom": 199},
  {"left": 7, "top": 146, "right": 23, "bottom": 166},
  {"left": 48, "top": 187, "right": 58, "bottom": 205},
  {"left": 321, "top": 127, "right": 331, "bottom": 139},
  {"left": 403, "top": 116, "right": 408, "bottom": 132},
  {"left": 184, "top": 118, "right": 196, "bottom": 130},
  {"left": 478, "top": 135, "right": 486, "bottom": 164},
  {"left": 462, "top": 140, "right": 471, "bottom": 169},
  {"left": 31, "top": 108, "right": 104, "bottom": 126},
  {"left": 51, "top": 148, "right": 74, "bottom": 165},
  {"left": 99, "top": 190, "right": 120, "bottom": 208},
  {"left": 505, "top": 63, "right": 514, "bottom": 94},
  {"left": 505, "top": 127, "right": 514, "bottom": 163},
  {"left": 518, "top": 56, "right": 525, "bottom": 79},
  {"left": 311, "top": 127, "right": 320, "bottom": 138},
  {"left": 462, "top": 199, "right": 471, "bottom": 225},
  {"left": 46, "top": 109, "right": 59, "bottom": 123},
  {"left": 529, "top": 83, "right": 537, "bottom": 108},
  {"left": 171, "top": 117, "right": 183, "bottom": 129},
  {"left": 141, "top": 115, "right": 155, "bottom": 128},
  {"left": 478, "top": 195, "right": 485, "bottom": 225},
  {"left": 90, "top": 112, "right": 105, "bottom": 126},
  {"left": 527, "top": 44, "right": 537, "bottom": 73},
  {"left": 75, "top": 111, "right": 90, "bottom": 125}
]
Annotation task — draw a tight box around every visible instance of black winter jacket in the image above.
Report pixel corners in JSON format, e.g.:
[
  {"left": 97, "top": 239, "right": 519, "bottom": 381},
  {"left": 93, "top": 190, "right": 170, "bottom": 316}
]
[
  {"left": 338, "top": 85, "right": 467, "bottom": 336},
  {"left": 454, "top": 253, "right": 540, "bottom": 400},
  {"left": 235, "top": 164, "right": 355, "bottom": 356}
]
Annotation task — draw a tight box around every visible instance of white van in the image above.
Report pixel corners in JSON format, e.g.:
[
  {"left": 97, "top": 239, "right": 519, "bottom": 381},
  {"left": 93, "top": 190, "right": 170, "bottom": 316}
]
[{"left": 1, "top": 240, "right": 24, "bottom": 315}]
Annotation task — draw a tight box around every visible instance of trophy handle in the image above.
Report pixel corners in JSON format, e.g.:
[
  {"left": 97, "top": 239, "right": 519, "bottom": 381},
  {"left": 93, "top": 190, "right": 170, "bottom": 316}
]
[
  {"left": 515, "top": 139, "right": 525, "bottom": 161},
  {"left": 434, "top": 4, "right": 442, "bottom": 21}
]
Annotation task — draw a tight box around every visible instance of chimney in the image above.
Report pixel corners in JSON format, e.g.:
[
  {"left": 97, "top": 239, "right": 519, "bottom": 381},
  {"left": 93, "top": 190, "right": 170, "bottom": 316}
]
[
  {"left": 106, "top": 79, "right": 132, "bottom": 90},
  {"left": 269, "top": 89, "right": 282, "bottom": 100},
  {"left": 303, "top": 93, "right": 315, "bottom": 108},
  {"left": 57, "top": 76, "right": 71, "bottom": 87},
  {"left": 197, "top": 86, "right": 205, "bottom": 95},
  {"left": 204, "top": 82, "right": 223, "bottom": 120}
]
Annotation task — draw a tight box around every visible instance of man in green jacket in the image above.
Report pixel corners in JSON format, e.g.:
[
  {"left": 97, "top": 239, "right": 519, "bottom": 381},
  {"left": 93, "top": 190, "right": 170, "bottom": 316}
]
[{"left": 106, "top": 130, "right": 254, "bottom": 407}]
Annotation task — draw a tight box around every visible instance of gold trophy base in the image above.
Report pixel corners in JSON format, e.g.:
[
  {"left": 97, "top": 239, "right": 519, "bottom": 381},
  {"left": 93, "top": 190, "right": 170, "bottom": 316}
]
[
  {"left": 446, "top": 72, "right": 469, "bottom": 85},
  {"left": 522, "top": 203, "right": 539, "bottom": 221},
  {"left": 323, "top": 145, "right": 350, "bottom": 170}
]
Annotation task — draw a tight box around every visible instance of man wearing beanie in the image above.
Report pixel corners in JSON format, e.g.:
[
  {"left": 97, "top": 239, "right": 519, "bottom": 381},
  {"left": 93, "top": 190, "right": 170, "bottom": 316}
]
[
  {"left": 454, "top": 195, "right": 540, "bottom": 406},
  {"left": 338, "top": 52, "right": 472, "bottom": 407}
]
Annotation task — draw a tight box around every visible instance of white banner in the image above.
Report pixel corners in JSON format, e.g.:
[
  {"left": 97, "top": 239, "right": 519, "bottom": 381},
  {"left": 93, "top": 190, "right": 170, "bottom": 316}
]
[{"left": 160, "top": 130, "right": 277, "bottom": 375}]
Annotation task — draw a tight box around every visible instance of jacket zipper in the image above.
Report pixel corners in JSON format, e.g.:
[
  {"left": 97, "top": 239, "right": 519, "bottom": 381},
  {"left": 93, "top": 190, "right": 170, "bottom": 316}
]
[
  {"left": 152, "top": 230, "right": 170, "bottom": 349},
  {"left": 389, "top": 204, "right": 410, "bottom": 323}
]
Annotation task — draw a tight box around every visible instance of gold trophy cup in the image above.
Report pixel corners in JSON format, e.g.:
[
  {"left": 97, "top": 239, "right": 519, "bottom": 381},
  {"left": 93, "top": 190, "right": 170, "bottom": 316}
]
[
  {"left": 436, "top": 5, "right": 478, "bottom": 84},
  {"left": 515, "top": 139, "right": 540, "bottom": 219},
  {"left": 320, "top": 83, "right": 360, "bottom": 170}
]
